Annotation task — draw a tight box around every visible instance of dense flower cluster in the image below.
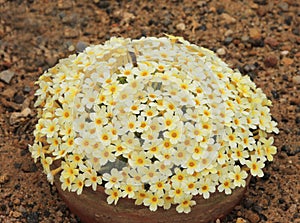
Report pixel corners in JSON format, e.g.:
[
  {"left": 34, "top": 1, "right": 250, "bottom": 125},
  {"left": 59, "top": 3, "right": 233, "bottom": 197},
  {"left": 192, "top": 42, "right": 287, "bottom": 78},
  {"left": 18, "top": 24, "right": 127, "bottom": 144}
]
[{"left": 29, "top": 36, "right": 278, "bottom": 213}]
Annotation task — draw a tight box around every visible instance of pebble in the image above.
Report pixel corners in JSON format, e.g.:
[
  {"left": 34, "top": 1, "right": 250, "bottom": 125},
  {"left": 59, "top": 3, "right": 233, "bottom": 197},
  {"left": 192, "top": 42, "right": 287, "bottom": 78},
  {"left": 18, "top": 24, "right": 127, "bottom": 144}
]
[
  {"left": 68, "top": 44, "right": 76, "bottom": 52},
  {"left": 26, "top": 211, "right": 40, "bottom": 223},
  {"left": 224, "top": 29, "right": 233, "bottom": 37},
  {"left": 176, "top": 23, "right": 186, "bottom": 31},
  {"left": 245, "top": 211, "right": 260, "bottom": 223},
  {"left": 62, "top": 13, "right": 78, "bottom": 27},
  {"left": 46, "top": 55, "right": 58, "bottom": 67},
  {"left": 292, "top": 27, "right": 300, "bottom": 36},
  {"left": 58, "top": 0, "right": 73, "bottom": 10},
  {"left": 216, "top": 48, "right": 226, "bottom": 56},
  {"left": 280, "top": 50, "right": 289, "bottom": 56},
  {"left": 249, "top": 28, "right": 261, "bottom": 40},
  {"left": 236, "top": 218, "right": 247, "bottom": 223},
  {"left": 281, "top": 57, "right": 293, "bottom": 66},
  {"left": 264, "top": 55, "right": 278, "bottom": 67},
  {"left": 241, "top": 35, "right": 249, "bottom": 42},
  {"left": 0, "top": 70, "right": 15, "bottom": 84},
  {"left": 271, "top": 90, "right": 279, "bottom": 99},
  {"left": 11, "top": 211, "right": 22, "bottom": 218},
  {"left": 284, "top": 15, "right": 292, "bottom": 26},
  {"left": 18, "top": 205, "right": 26, "bottom": 213},
  {"left": 220, "top": 13, "right": 236, "bottom": 24},
  {"left": 64, "top": 27, "right": 79, "bottom": 38},
  {"left": 0, "top": 173, "right": 10, "bottom": 184},
  {"left": 9, "top": 108, "right": 32, "bottom": 125},
  {"left": 76, "top": 41, "right": 88, "bottom": 53},
  {"left": 253, "top": 0, "right": 267, "bottom": 5},
  {"left": 292, "top": 75, "right": 300, "bottom": 84},
  {"left": 94, "top": 0, "right": 110, "bottom": 9},
  {"left": 13, "top": 93, "right": 25, "bottom": 104},
  {"left": 278, "top": 1, "right": 289, "bottom": 12},
  {"left": 13, "top": 198, "right": 21, "bottom": 205},
  {"left": 1, "top": 87, "right": 15, "bottom": 98},
  {"left": 23, "top": 86, "right": 31, "bottom": 94},
  {"left": 224, "top": 36, "right": 233, "bottom": 45},
  {"left": 264, "top": 37, "right": 279, "bottom": 48}
]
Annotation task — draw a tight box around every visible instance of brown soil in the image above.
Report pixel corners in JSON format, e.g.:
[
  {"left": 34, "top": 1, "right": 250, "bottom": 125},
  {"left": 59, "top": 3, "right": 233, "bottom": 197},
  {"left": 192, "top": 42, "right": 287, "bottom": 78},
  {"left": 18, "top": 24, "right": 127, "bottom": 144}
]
[{"left": 0, "top": 0, "right": 299, "bottom": 223}]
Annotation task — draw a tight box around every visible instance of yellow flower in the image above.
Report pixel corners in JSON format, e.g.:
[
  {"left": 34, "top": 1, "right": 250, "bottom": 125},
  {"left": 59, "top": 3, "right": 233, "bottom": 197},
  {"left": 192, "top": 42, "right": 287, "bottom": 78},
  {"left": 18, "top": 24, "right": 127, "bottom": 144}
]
[
  {"left": 246, "top": 155, "right": 265, "bottom": 177},
  {"left": 176, "top": 195, "right": 196, "bottom": 214},
  {"left": 261, "top": 137, "right": 277, "bottom": 161},
  {"left": 143, "top": 192, "right": 164, "bottom": 211},
  {"left": 41, "top": 118, "right": 59, "bottom": 138},
  {"left": 84, "top": 170, "right": 102, "bottom": 191},
  {"left": 71, "top": 174, "right": 85, "bottom": 195},
  {"left": 169, "top": 182, "right": 185, "bottom": 203},
  {"left": 228, "top": 166, "right": 247, "bottom": 187},
  {"left": 105, "top": 187, "right": 121, "bottom": 205},
  {"left": 120, "top": 183, "right": 136, "bottom": 198}
]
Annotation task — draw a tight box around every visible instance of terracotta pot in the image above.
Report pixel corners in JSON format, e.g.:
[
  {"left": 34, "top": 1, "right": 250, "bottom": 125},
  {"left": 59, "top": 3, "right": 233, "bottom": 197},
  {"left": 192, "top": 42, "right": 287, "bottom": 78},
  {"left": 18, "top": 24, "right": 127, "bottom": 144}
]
[{"left": 54, "top": 176, "right": 250, "bottom": 223}]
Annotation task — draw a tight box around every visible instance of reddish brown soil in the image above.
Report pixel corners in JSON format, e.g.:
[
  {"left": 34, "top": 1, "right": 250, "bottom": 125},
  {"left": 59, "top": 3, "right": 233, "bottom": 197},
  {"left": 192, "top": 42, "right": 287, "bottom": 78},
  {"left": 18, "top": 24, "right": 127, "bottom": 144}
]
[{"left": 0, "top": 0, "right": 299, "bottom": 223}]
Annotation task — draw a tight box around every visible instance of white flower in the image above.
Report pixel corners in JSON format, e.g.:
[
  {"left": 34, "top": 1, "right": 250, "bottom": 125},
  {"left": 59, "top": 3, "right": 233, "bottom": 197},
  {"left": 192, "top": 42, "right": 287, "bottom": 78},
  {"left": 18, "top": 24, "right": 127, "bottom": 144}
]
[{"left": 103, "top": 168, "right": 123, "bottom": 189}]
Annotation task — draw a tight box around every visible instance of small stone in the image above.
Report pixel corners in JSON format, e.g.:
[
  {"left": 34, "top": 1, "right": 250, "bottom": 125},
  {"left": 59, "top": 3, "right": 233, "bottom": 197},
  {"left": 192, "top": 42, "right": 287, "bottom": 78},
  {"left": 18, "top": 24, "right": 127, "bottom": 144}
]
[
  {"left": 58, "top": 0, "right": 73, "bottom": 9},
  {"left": 260, "top": 198, "right": 269, "bottom": 209},
  {"left": 241, "top": 35, "right": 249, "bottom": 42},
  {"left": 292, "top": 75, "right": 300, "bottom": 84},
  {"left": 264, "top": 37, "right": 279, "bottom": 48},
  {"left": 250, "top": 3, "right": 259, "bottom": 9},
  {"left": 9, "top": 108, "right": 32, "bottom": 125},
  {"left": 249, "top": 28, "right": 261, "bottom": 40},
  {"left": 23, "top": 86, "right": 31, "bottom": 94},
  {"left": 224, "top": 36, "right": 233, "bottom": 45},
  {"left": 45, "top": 56, "right": 58, "bottom": 67},
  {"left": 216, "top": 48, "right": 226, "bottom": 56},
  {"left": 76, "top": 41, "right": 88, "bottom": 53},
  {"left": 236, "top": 218, "right": 247, "bottom": 223},
  {"left": 280, "top": 50, "right": 289, "bottom": 56},
  {"left": 176, "top": 23, "right": 186, "bottom": 31},
  {"left": 0, "top": 70, "right": 15, "bottom": 84},
  {"left": 224, "top": 29, "right": 233, "bottom": 37},
  {"left": 245, "top": 211, "right": 260, "bottom": 223},
  {"left": 64, "top": 27, "right": 79, "bottom": 38},
  {"left": 94, "top": 0, "right": 110, "bottom": 9},
  {"left": 271, "top": 90, "right": 279, "bottom": 99},
  {"left": 278, "top": 1, "right": 289, "bottom": 12},
  {"left": 220, "top": 13, "right": 236, "bottom": 24},
  {"left": 264, "top": 55, "right": 278, "bottom": 67},
  {"left": 1, "top": 87, "right": 15, "bottom": 99},
  {"left": 255, "top": 5, "right": 266, "bottom": 16},
  {"left": 253, "top": 0, "right": 267, "bottom": 5},
  {"left": 282, "top": 57, "right": 293, "bottom": 66},
  {"left": 284, "top": 15, "right": 292, "bottom": 26},
  {"left": 13, "top": 198, "right": 21, "bottom": 205},
  {"left": 11, "top": 211, "right": 22, "bottom": 218},
  {"left": 292, "top": 27, "right": 300, "bottom": 36},
  {"left": 68, "top": 44, "right": 76, "bottom": 52},
  {"left": 209, "top": 6, "right": 216, "bottom": 13},
  {"left": 0, "top": 173, "right": 10, "bottom": 184},
  {"left": 26, "top": 211, "right": 40, "bottom": 223},
  {"left": 13, "top": 93, "right": 25, "bottom": 104},
  {"left": 18, "top": 205, "right": 26, "bottom": 213}
]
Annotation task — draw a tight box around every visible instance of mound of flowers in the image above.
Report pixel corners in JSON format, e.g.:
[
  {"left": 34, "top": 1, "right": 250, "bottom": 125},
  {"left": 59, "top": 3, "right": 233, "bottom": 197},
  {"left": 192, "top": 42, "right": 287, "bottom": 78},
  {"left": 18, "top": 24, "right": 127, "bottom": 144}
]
[{"left": 29, "top": 36, "right": 278, "bottom": 213}]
